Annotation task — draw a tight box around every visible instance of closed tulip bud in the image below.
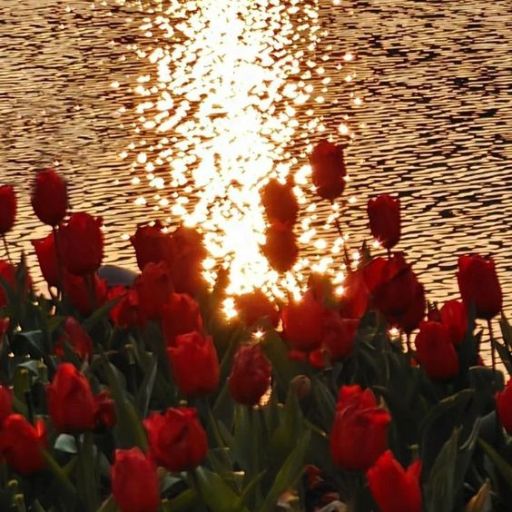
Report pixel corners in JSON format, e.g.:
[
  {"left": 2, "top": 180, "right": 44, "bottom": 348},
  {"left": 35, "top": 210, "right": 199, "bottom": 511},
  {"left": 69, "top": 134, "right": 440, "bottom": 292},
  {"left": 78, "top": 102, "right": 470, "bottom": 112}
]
[
  {"left": 415, "top": 321, "right": 459, "bottom": 380},
  {"left": 339, "top": 268, "right": 369, "bottom": 319},
  {"left": 63, "top": 272, "right": 107, "bottom": 316},
  {"left": 282, "top": 290, "right": 327, "bottom": 352},
  {"left": 112, "top": 448, "right": 160, "bottom": 512},
  {"left": 130, "top": 221, "right": 172, "bottom": 272},
  {"left": 0, "top": 385, "right": 12, "bottom": 425},
  {"left": 323, "top": 314, "right": 359, "bottom": 361},
  {"left": 160, "top": 292, "right": 203, "bottom": 345},
  {"left": 228, "top": 344, "right": 272, "bottom": 406},
  {"left": 0, "top": 414, "right": 47, "bottom": 475},
  {"left": 94, "top": 390, "right": 116, "bottom": 429},
  {"left": 394, "top": 282, "right": 426, "bottom": 334},
  {"left": 330, "top": 385, "right": 391, "bottom": 470},
  {"left": 167, "top": 331, "right": 219, "bottom": 396},
  {"left": 32, "top": 232, "right": 59, "bottom": 287},
  {"left": 235, "top": 290, "right": 279, "bottom": 328},
  {"left": 107, "top": 286, "right": 144, "bottom": 328},
  {"left": 54, "top": 317, "right": 93, "bottom": 360},
  {"left": 134, "top": 262, "right": 173, "bottom": 320},
  {"left": 496, "top": 379, "right": 512, "bottom": 434},
  {"left": 144, "top": 407, "right": 208, "bottom": 472},
  {"left": 309, "top": 140, "right": 346, "bottom": 200},
  {"left": 47, "top": 363, "right": 96, "bottom": 432},
  {"left": 367, "top": 194, "right": 401, "bottom": 250},
  {"left": 262, "top": 223, "right": 299, "bottom": 273},
  {"left": 440, "top": 299, "right": 467, "bottom": 345},
  {"left": 31, "top": 169, "right": 68, "bottom": 226},
  {"left": 60, "top": 213, "right": 103, "bottom": 276},
  {"left": 367, "top": 450, "right": 422, "bottom": 512},
  {"left": 457, "top": 254, "right": 502, "bottom": 320},
  {"left": 260, "top": 179, "right": 299, "bottom": 226},
  {"left": 0, "top": 185, "right": 16, "bottom": 235}
]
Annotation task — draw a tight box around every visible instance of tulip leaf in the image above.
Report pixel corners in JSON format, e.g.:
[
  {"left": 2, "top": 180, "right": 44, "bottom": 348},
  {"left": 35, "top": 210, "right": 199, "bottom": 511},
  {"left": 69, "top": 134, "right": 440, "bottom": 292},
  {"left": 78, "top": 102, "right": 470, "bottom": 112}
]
[
  {"left": 42, "top": 450, "right": 77, "bottom": 500},
  {"left": 258, "top": 429, "right": 311, "bottom": 512},
  {"left": 82, "top": 297, "right": 121, "bottom": 332},
  {"left": 162, "top": 489, "right": 198, "bottom": 512},
  {"left": 479, "top": 438, "right": 512, "bottom": 490},
  {"left": 96, "top": 496, "right": 118, "bottom": 512},
  {"left": 135, "top": 354, "right": 158, "bottom": 417},
  {"left": 499, "top": 314, "right": 512, "bottom": 350}
]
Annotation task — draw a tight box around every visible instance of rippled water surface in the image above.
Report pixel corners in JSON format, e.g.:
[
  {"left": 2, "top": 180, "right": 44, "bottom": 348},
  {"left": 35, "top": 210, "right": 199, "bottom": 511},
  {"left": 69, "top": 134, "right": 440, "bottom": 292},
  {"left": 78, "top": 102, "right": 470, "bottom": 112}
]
[{"left": 0, "top": 0, "right": 511, "bottom": 316}]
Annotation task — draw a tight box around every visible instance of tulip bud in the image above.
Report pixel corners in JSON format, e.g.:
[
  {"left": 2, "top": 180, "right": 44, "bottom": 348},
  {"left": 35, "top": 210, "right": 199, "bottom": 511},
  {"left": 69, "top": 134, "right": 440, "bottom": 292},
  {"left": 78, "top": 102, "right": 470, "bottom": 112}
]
[
  {"left": 440, "top": 300, "right": 467, "bottom": 345},
  {"left": 160, "top": 292, "right": 203, "bottom": 345},
  {"left": 260, "top": 179, "right": 299, "bottom": 226},
  {"left": 32, "top": 233, "right": 59, "bottom": 288},
  {"left": 228, "top": 344, "right": 272, "bottom": 406},
  {"left": 144, "top": 407, "right": 208, "bottom": 472},
  {"left": 309, "top": 140, "right": 346, "bottom": 200},
  {"left": 112, "top": 448, "right": 160, "bottom": 512},
  {"left": 367, "top": 194, "right": 401, "bottom": 250},
  {"left": 262, "top": 223, "right": 299, "bottom": 273},
  {"left": 31, "top": 169, "right": 68, "bottom": 226},
  {"left": 134, "top": 262, "right": 173, "bottom": 320},
  {"left": 235, "top": 290, "right": 279, "bottom": 328},
  {"left": 130, "top": 221, "right": 172, "bottom": 272},
  {"left": 54, "top": 317, "right": 93, "bottom": 360},
  {"left": 0, "top": 185, "right": 16, "bottom": 235}
]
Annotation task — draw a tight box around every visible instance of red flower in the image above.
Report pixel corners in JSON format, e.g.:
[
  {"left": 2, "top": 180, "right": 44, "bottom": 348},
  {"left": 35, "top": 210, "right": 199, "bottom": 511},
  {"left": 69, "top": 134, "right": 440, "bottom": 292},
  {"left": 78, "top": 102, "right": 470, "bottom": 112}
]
[
  {"left": 234, "top": 290, "right": 279, "bottom": 328},
  {"left": 0, "top": 414, "right": 46, "bottom": 475},
  {"left": 31, "top": 169, "right": 68, "bottom": 226},
  {"left": 32, "top": 232, "right": 59, "bottom": 287},
  {"left": 414, "top": 321, "right": 459, "bottom": 380},
  {"left": 130, "top": 221, "right": 172, "bottom": 272},
  {"left": 323, "top": 314, "right": 359, "bottom": 361},
  {"left": 135, "top": 262, "right": 174, "bottom": 320},
  {"left": 309, "top": 140, "right": 346, "bottom": 200},
  {"left": 94, "top": 390, "right": 116, "bottom": 429},
  {"left": 63, "top": 272, "right": 107, "bottom": 316},
  {"left": 144, "top": 407, "right": 208, "bottom": 472},
  {"left": 167, "top": 331, "right": 219, "bottom": 396},
  {"left": 262, "top": 223, "right": 299, "bottom": 273},
  {"left": 260, "top": 179, "right": 299, "bottom": 226},
  {"left": 228, "top": 344, "right": 272, "bottom": 406},
  {"left": 60, "top": 213, "right": 103, "bottom": 276},
  {"left": 160, "top": 293, "right": 203, "bottom": 345},
  {"left": 107, "top": 286, "right": 144, "bottom": 328},
  {"left": 282, "top": 290, "right": 327, "bottom": 352},
  {"left": 440, "top": 300, "right": 467, "bottom": 345},
  {"left": 112, "top": 448, "right": 160, "bottom": 512},
  {"left": 457, "top": 254, "right": 502, "bottom": 320},
  {"left": 54, "top": 317, "right": 93, "bottom": 360},
  {"left": 0, "top": 385, "right": 12, "bottom": 425},
  {"left": 168, "top": 226, "right": 207, "bottom": 295},
  {"left": 496, "top": 379, "right": 512, "bottom": 434},
  {"left": 47, "top": 363, "right": 96, "bottom": 432},
  {"left": 367, "top": 450, "right": 422, "bottom": 512},
  {"left": 394, "top": 282, "right": 426, "bottom": 334},
  {"left": 339, "top": 269, "right": 369, "bottom": 319},
  {"left": 367, "top": 194, "right": 401, "bottom": 250},
  {"left": 0, "top": 185, "right": 16, "bottom": 235},
  {"left": 330, "top": 385, "right": 391, "bottom": 470}
]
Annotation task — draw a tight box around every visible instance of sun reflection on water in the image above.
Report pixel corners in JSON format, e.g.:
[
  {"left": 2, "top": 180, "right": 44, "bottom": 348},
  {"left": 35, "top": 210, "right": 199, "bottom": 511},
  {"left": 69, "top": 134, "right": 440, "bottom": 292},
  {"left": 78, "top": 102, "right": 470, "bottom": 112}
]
[{"left": 124, "top": 0, "right": 357, "bottom": 312}]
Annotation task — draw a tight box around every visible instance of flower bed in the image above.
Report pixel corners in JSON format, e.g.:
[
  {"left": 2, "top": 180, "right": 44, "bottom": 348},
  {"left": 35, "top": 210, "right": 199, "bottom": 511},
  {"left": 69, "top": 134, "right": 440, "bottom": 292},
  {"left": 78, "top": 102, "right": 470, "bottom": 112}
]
[{"left": 0, "top": 151, "right": 510, "bottom": 512}]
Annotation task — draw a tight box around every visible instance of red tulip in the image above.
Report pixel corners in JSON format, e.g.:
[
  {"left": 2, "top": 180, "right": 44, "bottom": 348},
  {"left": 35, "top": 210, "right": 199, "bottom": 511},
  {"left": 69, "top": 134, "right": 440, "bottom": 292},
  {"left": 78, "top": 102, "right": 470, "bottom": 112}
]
[
  {"left": 457, "top": 254, "right": 502, "bottom": 320},
  {"left": 144, "top": 407, "right": 208, "bottom": 472},
  {"left": 394, "top": 282, "right": 426, "bottom": 334},
  {"left": 60, "top": 213, "right": 103, "bottom": 276},
  {"left": 309, "top": 140, "right": 346, "bottom": 200},
  {"left": 0, "top": 414, "right": 46, "bottom": 475},
  {"left": 330, "top": 385, "right": 391, "bottom": 470},
  {"left": 112, "top": 448, "right": 159, "bottom": 512},
  {"left": 160, "top": 293, "right": 203, "bottom": 345},
  {"left": 31, "top": 169, "right": 68, "bottom": 226},
  {"left": 130, "top": 221, "right": 172, "bottom": 272},
  {"left": 135, "top": 262, "right": 173, "bottom": 320},
  {"left": 260, "top": 179, "right": 299, "bottom": 226},
  {"left": 94, "top": 390, "right": 116, "bottom": 429},
  {"left": 367, "top": 194, "right": 401, "bottom": 250},
  {"left": 367, "top": 450, "right": 422, "bottom": 512},
  {"left": 415, "top": 321, "right": 459, "bottom": 380},
  {"left": 47, "top": 363, "right": 96, "bottom": 432},
  {"left": 339, "top": 269, "right": 369, "bottom": 319},
  {"left": 281, "top": 290, "right": 327, "bottom": 352},
  {"left": 107, "top": 286, "right": 144, "bottom": 328},
  {"left": 496, "top": 379, "right": 512, "bottom": 434},
  {"left": 0, "top": 385, "right": 12, "bottom": 425},
  {"left": 63, "top": 272, "right": 107, "bottom": 316},
  {"left": 323, "top": 314, "right": 359, "bottom": 361},
  {"left": 167, "top": 331, "right": 219, "bottom": 396},
  {"left": 0, "top": 185, "right": 16, "bottom": 235},
  {"left": 440, "top": 300, "right": 467, "bottom": 345},
  {"left": 228, "top": 344, "right": 272, "bottom": 406},
  {"left": 262, "top": 223, "right": 299, "bottom": 273},
  {"left": 32, "top": 232, "right": 59, "bottom": 287},
  {"left": 54, "top": 317, "right": 93, "bottom": 360},
  {"left": 235, "top": 290, "right": 279, "bottom": 328}
]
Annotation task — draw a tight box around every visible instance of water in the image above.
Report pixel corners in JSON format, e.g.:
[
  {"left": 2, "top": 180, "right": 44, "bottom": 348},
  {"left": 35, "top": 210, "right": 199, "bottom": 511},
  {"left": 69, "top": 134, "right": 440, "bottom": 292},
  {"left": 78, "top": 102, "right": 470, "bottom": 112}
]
[{"left": 0, "top": 0, "right": 511, "bottom": 320}]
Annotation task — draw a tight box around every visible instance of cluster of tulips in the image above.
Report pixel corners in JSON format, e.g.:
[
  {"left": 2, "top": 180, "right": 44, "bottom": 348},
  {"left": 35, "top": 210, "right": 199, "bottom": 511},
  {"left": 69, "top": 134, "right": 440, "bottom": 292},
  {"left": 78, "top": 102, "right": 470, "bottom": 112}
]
[{"left": 0, "top": 140, "right": 510, "bottom": 512}]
